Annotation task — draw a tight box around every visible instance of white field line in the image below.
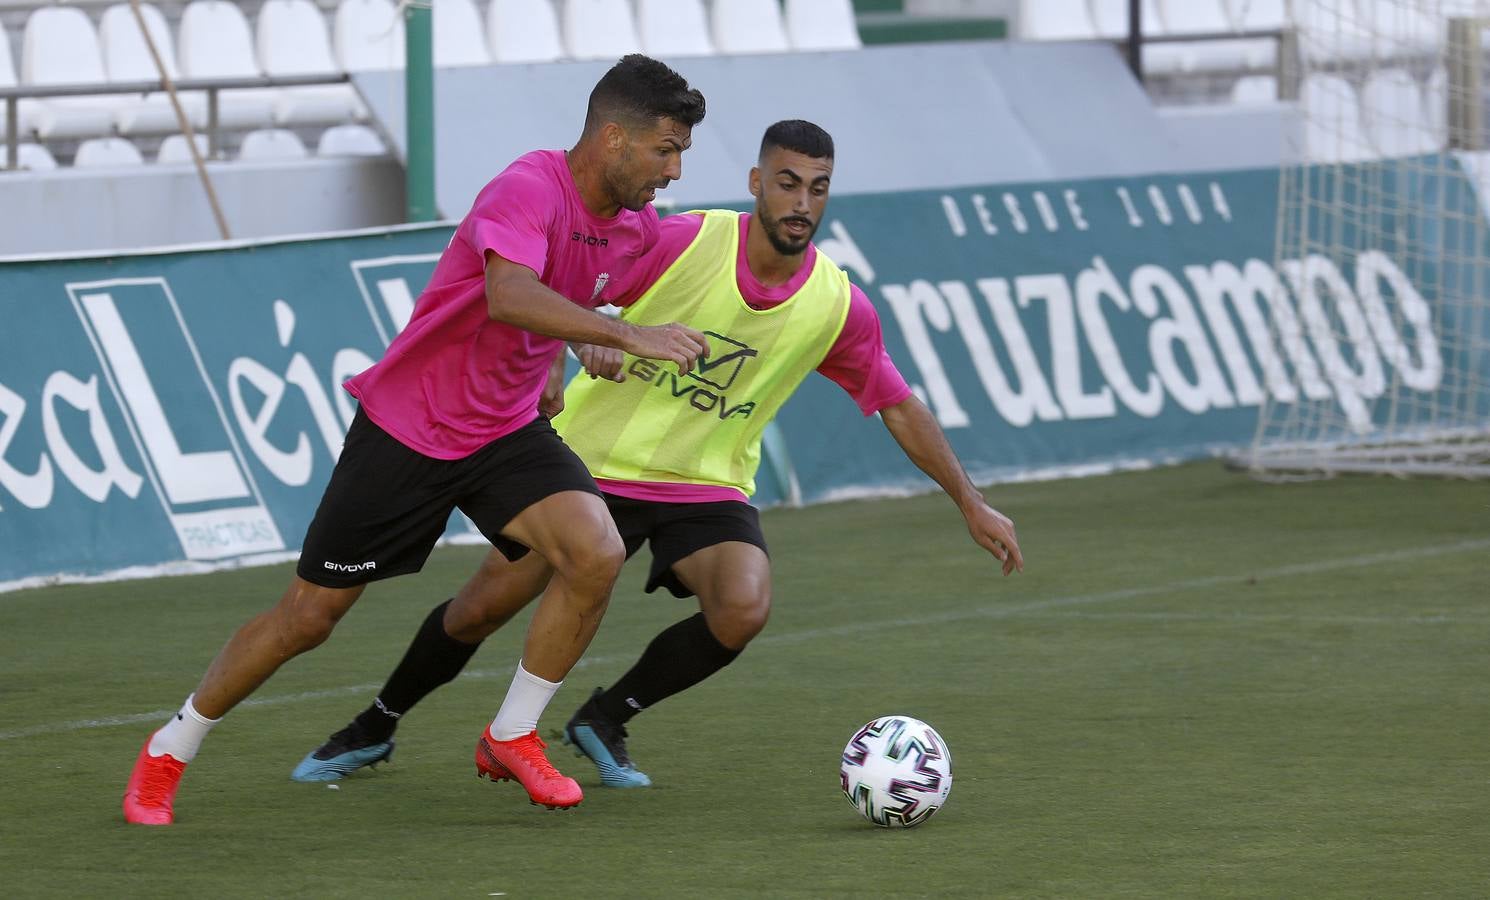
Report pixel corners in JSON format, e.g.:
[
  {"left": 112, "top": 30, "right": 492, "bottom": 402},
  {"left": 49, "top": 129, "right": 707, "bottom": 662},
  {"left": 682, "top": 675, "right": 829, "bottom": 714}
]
[{"left": 2, "top": 537, "right": 1485, "bottom": 744}]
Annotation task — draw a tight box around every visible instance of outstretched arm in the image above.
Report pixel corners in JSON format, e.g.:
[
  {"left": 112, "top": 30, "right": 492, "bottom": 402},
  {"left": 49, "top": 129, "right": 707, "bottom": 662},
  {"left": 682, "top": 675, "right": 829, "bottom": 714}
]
[{"left": 878, "top": 396, "right": 1024, "bottom": 575}]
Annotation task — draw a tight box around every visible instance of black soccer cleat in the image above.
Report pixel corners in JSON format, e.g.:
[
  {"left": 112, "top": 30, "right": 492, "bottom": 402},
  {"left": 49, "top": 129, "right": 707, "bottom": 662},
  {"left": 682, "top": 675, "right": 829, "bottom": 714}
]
[
  {"left": 562, "top": 688, "right": 651, "bottom": 788},
  {"left": 291, "top": 721, "right": 395, "bottom": 782}
]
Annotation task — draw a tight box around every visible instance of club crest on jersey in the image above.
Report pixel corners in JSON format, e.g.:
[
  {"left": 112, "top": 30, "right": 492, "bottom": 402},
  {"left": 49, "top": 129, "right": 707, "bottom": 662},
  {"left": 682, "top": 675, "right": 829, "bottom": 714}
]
[{"left": 591, "top": 273, "right": 610, "bottom": 301}]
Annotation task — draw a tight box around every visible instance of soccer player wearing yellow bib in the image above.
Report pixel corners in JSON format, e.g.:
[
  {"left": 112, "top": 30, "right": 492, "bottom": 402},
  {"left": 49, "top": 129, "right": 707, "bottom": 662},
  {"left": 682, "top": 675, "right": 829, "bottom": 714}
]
[{"left": 293, "top": 120, "right": 1022, "bottom": 788}]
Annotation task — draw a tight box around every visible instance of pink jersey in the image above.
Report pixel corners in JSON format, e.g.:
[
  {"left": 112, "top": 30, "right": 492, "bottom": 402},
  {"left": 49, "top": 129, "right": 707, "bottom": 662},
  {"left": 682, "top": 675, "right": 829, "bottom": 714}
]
[
  {"left": 345, "top": 149, "right": 659, "bottom": 459},
  {"left": 594, "top": 211, "right": 913, "bottom": 504}
]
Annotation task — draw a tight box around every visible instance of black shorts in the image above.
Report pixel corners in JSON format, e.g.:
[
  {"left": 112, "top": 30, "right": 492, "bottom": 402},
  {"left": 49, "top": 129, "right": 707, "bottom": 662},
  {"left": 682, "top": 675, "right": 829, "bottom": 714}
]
[
  {"left": 298, "top": 409, "right": 600, "bottom": 588},
  {"left": 605, "top": 494, "right": 768, "bottom": 599}
]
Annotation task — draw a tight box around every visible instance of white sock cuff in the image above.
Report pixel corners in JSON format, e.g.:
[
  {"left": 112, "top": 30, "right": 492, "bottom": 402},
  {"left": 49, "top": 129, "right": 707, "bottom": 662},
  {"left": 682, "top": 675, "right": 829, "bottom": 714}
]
[
  {"left": 183, "top": 693, "right": 222, "bottom": 726},
  {"left": 515, "top": 660, "right": 562, "bottom": 690}
]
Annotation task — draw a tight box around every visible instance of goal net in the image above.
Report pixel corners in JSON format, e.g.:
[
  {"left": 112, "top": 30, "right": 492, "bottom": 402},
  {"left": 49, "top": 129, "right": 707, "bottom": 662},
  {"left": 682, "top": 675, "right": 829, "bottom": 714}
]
[{"left": 1239, "top": 0, "right": 1490, "bottom": 478}]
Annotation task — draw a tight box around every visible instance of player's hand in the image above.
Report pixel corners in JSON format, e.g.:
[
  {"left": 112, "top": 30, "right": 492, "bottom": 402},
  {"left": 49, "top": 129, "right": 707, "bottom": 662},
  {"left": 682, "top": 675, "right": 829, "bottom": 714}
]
[
  {"left": 967, "top": 502, "right": 1023, "bottom": 576},
  {"left": 574, "top": 342, "right": 627, "bottom": 382},
  {"left": 539, "top": 354, "right": 566, "bottom": 418},
  {"left": 623, "top": 322, "right": 710, "bottom": 376}
]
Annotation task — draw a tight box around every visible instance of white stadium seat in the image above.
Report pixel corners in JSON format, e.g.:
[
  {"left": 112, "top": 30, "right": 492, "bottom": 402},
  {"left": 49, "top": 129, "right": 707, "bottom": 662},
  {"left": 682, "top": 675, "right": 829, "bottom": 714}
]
[
  {"left": 317, "top": 123, "right": 387, "bottom": 156},
  {"left": 711, "top": 0, "right": 790, "bottom": 55},
  {"left": 1361, "top": 68, "right": 1438, "bottom": 157},
  {"left": 155, "top": 132, "right": 211, "bottom": 164},
  {"left": 561, "top": 0, "right": 643, "bottom": 61},
  {"left": 1019, "top": 0, "right": 1098, "bottom": 40},
  {"left": 1148, "top": 0, "right": 1266, "bottom": 73},
  {"left": 488, "top": 0, "right": 566, "bottom": 63},
  {"left": 99, "top": 4, "right": 208, "bottom": 135},
  {"left": 1229, "top": 74, "right": 1278, "bottom": 104},
  {"left": 784, "top": 0, "right": 861, "bottom": 52},
  {"left": 335, "top": 0, "right": 407, "bottom": 71},
  {"left": 1424, "top": 65, "right": 1447, "bottom": 149},
  {"left": 1301, "top": 74, "right": 1373, "bottom": 163},
  {"left": 15, "top": 142, "right": 59, "bottom": 171},
  {"left": 0, "top": 22, "right": 42, "bottom": 140},
  {"left": 20, "top": 7, "right": 122, "bottom": 140},
  {"left": 238, "top": 127, "right": 310, "bottom": 160},
  {"left": 74, "top": 136, "right": 146, "bottom": 167},
  {"left": 435, "top": 0, "right": 493, "bottom": 67},
  {"left": 257, "top": 0, "right": 367, "bottom": 126},
  {"left": 635, "top": 0, "right": 713, "bottom": 57},
  {"left": 178, "top": 1, "right": 278, "bottom": 130}
]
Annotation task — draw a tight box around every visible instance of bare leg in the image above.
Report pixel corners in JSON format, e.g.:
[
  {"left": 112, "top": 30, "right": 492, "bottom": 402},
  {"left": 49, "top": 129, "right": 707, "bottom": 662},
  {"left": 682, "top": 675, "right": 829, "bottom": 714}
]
[
  {"left": 673, "top": 542, "right": 772, "bottom": 650},
  {"left": 498, "top": 490, "right": 625, "bottom": 682},
  {"left": 193, "top": 577, "right": 366, "bottom": 719},
  {"left": 443, "top": 548, "right": 556, "bottom": 644}
]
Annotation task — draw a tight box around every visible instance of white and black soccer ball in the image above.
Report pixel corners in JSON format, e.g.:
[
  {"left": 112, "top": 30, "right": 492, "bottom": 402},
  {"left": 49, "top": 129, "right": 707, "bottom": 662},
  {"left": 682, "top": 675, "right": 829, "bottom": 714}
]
[{"left": 839, "top": 715, "right": 952, "bottom": 828}]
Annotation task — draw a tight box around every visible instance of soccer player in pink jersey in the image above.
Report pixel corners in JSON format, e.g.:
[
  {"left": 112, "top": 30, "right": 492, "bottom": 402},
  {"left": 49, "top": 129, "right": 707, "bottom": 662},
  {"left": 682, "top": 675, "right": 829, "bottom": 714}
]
[
  {"left": 291, "top": 121, "right": 1024, "bottom": 792},
  {"left": 123, "top": 55, "right": 711, "bottom": 824}
]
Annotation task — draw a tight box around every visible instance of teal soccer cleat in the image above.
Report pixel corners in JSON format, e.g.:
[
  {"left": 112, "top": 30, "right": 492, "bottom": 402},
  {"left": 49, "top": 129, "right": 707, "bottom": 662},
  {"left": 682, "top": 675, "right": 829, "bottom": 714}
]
[
  {"left": 291, "top": 722, "right": 394, "bottom": 782},
  {"left": 562, "top": 688, "right": 651, "bottom": 788}
]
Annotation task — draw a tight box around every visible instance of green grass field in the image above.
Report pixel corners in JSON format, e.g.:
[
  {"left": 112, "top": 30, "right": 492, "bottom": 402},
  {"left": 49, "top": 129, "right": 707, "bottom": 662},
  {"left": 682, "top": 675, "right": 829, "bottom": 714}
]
[{"left": 1, "top": 462, "right": 1486, "bottom": 898}]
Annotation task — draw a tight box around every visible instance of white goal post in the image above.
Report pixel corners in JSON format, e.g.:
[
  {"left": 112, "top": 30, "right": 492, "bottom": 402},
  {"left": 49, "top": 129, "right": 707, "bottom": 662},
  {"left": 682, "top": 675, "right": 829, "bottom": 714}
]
[{"left": 1239, "top": 0, "right": 1490, "bottom": 478}]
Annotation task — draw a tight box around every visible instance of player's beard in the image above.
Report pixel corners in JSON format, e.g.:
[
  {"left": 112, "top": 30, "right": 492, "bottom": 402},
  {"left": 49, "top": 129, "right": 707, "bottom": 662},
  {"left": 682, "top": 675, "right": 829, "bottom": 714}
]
[{"left": 756, "top": 204, "right": 817, "bottom": 256}]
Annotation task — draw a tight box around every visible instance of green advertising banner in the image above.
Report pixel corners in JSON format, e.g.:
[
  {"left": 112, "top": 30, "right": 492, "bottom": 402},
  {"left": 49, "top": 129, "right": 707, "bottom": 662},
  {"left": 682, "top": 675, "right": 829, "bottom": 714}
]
[{"left": 2, "top": 158, "right": 1485, "bottom": 589}]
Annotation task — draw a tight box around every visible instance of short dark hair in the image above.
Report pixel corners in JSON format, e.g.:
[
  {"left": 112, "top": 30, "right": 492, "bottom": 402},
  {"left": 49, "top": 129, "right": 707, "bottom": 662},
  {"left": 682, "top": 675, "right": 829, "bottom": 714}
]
[
  {"left": 759, "top": 119, "right": 834, "bottom": 161},
  {"left": 584, "top": 54, "right": 706, "bottom": 134}
]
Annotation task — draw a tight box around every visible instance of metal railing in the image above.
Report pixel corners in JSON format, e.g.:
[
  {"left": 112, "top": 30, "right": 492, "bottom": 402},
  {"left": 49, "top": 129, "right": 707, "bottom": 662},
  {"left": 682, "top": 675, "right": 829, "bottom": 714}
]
[{"left": 1, "top": 72, "right": 357, "bottom": 170}]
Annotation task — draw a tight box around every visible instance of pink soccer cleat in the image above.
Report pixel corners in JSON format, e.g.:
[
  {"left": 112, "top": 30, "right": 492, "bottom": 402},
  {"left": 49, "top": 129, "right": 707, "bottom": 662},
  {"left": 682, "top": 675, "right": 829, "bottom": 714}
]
[
  {"left": 123, "top": 733, "right": 187, "bottom": 825},
  {"left": 475, "top": 730, "right": 583, "bottom": 810}
]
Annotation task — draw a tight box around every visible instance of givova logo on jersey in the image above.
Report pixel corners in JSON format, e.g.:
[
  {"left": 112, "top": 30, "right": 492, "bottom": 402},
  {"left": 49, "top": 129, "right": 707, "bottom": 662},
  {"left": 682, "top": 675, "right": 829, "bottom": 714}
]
[{"left": 625, "top": 330, "right": 758, "bottom": 420}]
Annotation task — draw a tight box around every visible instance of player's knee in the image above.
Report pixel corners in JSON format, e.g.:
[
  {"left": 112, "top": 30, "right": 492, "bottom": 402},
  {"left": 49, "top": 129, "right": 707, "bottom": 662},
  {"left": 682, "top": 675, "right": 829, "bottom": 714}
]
[
  {"left": 275, "top": 583, "right": 354, "bottom": 652},
  {"left": 277, "top": 602, "right": 342, "bottom": 653},
  {"left": 711, "top": 591, "right": 771, "bottom": 649},
  {"left": 555, "top": 529, "right": 625, "bottom": 593}
]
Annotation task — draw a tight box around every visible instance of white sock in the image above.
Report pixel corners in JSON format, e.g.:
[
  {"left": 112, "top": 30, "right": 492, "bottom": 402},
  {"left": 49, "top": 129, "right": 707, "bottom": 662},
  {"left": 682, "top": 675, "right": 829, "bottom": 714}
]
[
  {"left": 147, "top": 694, "right": 220, "bottom": 763},
  {"left": 488, "top": 661, "right": 561, "bottom": 741}
]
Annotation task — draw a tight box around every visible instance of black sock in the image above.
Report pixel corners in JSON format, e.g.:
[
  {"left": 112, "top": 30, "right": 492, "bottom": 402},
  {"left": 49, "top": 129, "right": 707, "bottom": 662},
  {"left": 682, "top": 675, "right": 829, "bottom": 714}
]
[
  {"left": 594, "top": 612, "right": 741, "bottom": 725},
  {"left": 352, "top": 599, "right": 481, "bottom": 741}
]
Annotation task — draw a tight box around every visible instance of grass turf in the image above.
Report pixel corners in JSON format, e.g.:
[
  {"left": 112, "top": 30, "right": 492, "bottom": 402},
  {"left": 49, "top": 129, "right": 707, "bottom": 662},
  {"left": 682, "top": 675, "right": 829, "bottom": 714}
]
[{"left": 0, "top": 461, "right": 1485, "bottom": 898}]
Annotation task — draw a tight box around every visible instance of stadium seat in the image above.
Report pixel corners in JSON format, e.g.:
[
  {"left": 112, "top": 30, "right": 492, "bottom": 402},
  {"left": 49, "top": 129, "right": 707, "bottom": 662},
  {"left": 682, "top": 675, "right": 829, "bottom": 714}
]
[
  {"left": 335, "top": 0, "right": 406, "bottom": 70},
  {"left": 711, "top": 0, "right": 790, "bottom": 54},
  {"left": 155, "top": 132, "right": 211, "bottom": 164},
  {"left": 0, "top": 22, "right": 42, "bottom": 141},
  {"left": 73, "top": 136, "right": 146, "bottom": 167},
  {"left": 238, "top": 127, "right": 310, "bottom": 160},
  {"left": 19, "top": 7, "right": 123, "bottom": 141},
  {"left": 1019, "top": 0, "right": 1099, "bottom": 40},
  {"left": 634, "top": 0, "right": 713, "bottom": 57},
  {"left": 317, "top": 123, "right": 387, "bottom": 156},
  {"left": 1295, "top": 0, "right": 1437, "bottom": 66},
  {"left": 257, "top": 0, "right": 367, "bottom": 126},
  {"left": 1222, "top": 0, "right": 1285, "bottom": 68},
  {"left": 784, "top": 0, "right": 861, "bottom": 51},
  {"left": 1424, "top": 65, "right": 1447, "bottom": 148},
  {"left": 488, "top": 0, "right": 566, "bottom": 63},
  {"left": 12, "top": 142, "right": 59, "bottom": 171},
  {"left": 178, "top": 1, "right": 278, "bottom": 130},
  {"left": 435, "top": 0, "right": 493, "bottom": 67},
  {"left": 1229, "top": 74, "right": 1279, "bottom": 104},
  {"left": 1301, "top": 74, "right": 1373, "bottom": 163},
  {"left": 1361, "top": 68, "right": 1438, "bottom": 157},
  {"left": 99, "top": 4, "right": 208, "bottom": 135},
  {"left": 561, "top": 0, "right": 643, "bottom": 61},
  {"left": 1148, "top": 0, "right": 1263, "bottom": 73}
]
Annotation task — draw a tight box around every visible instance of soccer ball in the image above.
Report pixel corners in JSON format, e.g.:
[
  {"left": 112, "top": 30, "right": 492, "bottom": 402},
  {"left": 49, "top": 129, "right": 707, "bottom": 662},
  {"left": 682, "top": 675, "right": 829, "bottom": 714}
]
[{"left": 839, "top": 715, "right": 952, "bottom": 828}]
